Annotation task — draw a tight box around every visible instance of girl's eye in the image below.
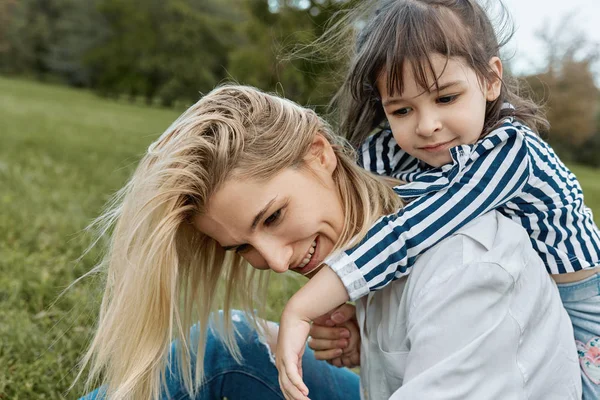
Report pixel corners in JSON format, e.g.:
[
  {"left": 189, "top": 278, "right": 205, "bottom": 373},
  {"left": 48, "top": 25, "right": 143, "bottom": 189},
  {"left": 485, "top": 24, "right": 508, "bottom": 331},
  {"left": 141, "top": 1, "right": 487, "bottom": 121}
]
[
  {"left": 264, "top": 209, "right": 282, "bottom": 226},
  {"left": 392, "top": 107, "right": 411, "bottom": 116},
  {"left": 437, "top": 94, "right": 458, "bottom": 104}
]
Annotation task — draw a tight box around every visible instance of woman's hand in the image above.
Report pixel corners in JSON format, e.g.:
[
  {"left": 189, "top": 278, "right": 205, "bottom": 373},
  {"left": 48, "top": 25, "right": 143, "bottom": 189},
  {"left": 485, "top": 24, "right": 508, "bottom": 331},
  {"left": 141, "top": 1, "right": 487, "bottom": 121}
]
[
  {"left": 308, "top": 303, "right": 361, "bottom": 368},
  {"left": 276, "top": 307, "right": 311, "bottom": 400}
]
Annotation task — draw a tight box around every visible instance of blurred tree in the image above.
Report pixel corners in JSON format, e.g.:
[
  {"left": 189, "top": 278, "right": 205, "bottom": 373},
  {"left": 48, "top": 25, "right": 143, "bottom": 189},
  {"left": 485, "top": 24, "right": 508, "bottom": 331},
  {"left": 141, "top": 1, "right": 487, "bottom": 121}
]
[
  {"left": 228, "top": 0, "right": 357, "bottom": 108},
  {"left": 152, "top": 0, "right": 240, "bottom": 106},
  {"left": 0, "top": 0, "right": 18, "bottom": 54},
  {"left": 44, "top": 0, "right": 108, "bottom": 87},
  {"left": 87, "top": 0, "right": 238, "bottom": 105},
  {"left": 523, "top": 14, "right": 600, "bottom": 163},
  {"left": 0, "top": 0, "right": 56, "bottom": 77}
]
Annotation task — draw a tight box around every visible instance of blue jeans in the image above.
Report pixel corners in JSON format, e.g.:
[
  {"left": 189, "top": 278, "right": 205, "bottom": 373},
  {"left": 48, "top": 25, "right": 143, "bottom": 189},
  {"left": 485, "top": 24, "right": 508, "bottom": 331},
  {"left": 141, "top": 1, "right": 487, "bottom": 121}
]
[
  {"left": 558, "top": 273, "right": 600, "bottom": 400},
  {"left": 81, "top": 311, "right": 360, "bottom": 400}
]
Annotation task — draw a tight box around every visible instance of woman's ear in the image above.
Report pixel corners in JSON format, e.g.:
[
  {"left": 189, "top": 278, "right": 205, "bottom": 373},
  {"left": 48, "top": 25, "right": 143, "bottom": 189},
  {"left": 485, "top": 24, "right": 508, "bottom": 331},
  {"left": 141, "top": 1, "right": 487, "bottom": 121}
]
[
  {"left": 306, "top": 134, "right": 337, "bottom": 175},
  {"left": 486, "top": 56, "right": 503, "bottom": 102}
]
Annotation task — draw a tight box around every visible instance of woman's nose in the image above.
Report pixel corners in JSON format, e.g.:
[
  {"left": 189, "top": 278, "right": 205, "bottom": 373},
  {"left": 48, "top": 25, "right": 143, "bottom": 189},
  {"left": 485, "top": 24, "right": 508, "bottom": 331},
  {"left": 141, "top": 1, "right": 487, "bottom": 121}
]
[{"left": 256, "top": 241, "right": 293, "bottom": 273}]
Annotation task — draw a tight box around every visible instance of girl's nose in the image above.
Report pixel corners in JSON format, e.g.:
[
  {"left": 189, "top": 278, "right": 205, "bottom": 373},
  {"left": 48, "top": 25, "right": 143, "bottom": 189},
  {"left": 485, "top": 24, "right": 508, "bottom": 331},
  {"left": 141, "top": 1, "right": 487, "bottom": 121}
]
[{"left": 416, "top": 111, "right": 442, "bottom": 137}]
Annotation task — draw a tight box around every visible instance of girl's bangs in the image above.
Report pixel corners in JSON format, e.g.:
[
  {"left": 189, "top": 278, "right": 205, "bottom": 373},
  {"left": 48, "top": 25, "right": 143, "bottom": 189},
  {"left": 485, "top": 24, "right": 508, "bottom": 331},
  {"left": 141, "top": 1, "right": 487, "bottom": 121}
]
[{"left": 355, "top": 2, "right": 474, "bottom": 100}]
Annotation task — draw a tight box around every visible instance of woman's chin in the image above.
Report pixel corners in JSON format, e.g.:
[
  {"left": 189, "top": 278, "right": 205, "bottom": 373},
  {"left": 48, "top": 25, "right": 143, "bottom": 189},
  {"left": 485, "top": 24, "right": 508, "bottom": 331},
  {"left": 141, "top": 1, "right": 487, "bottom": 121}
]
[{"left": 302, "top": 263, "right": 325, "bottom": 279}]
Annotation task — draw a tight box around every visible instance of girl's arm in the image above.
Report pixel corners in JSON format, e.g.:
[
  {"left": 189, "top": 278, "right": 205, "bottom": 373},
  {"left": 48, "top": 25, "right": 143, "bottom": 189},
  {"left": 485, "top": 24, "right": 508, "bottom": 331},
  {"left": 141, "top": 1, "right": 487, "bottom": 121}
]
[
  {"left": 334, "top": 121, "right": 532, "bottom": 300},
  {"left": 275, "top": 266, "right": 349, "bottom": 400}
]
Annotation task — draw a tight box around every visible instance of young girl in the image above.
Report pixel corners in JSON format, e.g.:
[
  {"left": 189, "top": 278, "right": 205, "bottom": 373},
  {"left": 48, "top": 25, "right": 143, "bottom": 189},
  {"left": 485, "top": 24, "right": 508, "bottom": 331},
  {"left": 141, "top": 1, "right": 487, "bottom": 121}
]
[{"left": 276, "top": 0, "right": 600, "bottom": 398}]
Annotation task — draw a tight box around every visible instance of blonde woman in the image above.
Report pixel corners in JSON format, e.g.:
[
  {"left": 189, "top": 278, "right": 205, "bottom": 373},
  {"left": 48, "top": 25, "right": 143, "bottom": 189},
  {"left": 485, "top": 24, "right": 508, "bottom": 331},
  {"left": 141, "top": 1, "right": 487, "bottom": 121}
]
[{"left": 79, "top": 85, "right": 580, "bottom": 399}]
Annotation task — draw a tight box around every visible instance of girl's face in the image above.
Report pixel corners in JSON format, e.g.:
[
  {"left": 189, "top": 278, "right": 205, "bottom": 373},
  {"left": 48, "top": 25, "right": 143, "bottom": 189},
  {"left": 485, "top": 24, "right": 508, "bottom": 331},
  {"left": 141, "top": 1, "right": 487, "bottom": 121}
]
[
  {"left": 193, "top": 135, "right": 344, "bottom": 277},
  {"left": 377, "top": 54, "right": 502, "bottom": 168}
]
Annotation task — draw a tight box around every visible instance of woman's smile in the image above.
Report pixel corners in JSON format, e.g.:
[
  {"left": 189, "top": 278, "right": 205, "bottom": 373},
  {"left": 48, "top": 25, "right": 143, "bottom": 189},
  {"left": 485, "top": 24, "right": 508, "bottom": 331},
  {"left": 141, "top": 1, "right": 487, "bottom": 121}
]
[{"left": 294, "top": 236, "right": 322, "bottom": 276}]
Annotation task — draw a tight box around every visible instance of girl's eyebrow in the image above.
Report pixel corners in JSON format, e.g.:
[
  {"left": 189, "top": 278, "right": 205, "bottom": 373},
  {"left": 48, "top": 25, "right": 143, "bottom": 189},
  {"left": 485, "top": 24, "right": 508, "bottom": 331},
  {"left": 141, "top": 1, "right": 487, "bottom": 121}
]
[
  {"left": 427, "top": 80, "right": 463, "bottom": 93},
  {"left": 382, "top": 80, "right": 464, "bottom": 106}
]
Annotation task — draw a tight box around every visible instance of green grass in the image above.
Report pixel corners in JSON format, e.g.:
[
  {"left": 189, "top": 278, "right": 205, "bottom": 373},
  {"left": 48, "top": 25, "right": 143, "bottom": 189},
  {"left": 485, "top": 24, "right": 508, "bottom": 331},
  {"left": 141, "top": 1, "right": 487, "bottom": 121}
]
[
  {"left": 1, "top": 76, "right": 599, "bottom": 399},
  {"left": 0, "top": 76, "right": 302, "bottom": 399},
  {"left": 570, "top": 164, "right": 600, "bottom": 220}
]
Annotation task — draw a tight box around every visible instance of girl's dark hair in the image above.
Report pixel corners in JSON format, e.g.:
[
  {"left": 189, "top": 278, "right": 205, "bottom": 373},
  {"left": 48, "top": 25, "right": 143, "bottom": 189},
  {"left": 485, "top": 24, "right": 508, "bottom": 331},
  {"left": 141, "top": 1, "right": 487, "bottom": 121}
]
[{"left": 331, "top": 0, "right": 548, "bottom": 147}]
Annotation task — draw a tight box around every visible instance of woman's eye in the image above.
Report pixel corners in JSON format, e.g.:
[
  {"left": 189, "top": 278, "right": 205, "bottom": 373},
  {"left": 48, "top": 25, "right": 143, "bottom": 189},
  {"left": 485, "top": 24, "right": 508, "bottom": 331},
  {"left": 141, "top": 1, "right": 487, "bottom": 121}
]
[
  {"left": 437, "top": 94, "right": 458, "bottom": 104},
  {"left": 264, "top": 209, "right": 282, "bottom": 226},
  {"left": 392, "top": 107, "right": 411, "bottom": 116}
]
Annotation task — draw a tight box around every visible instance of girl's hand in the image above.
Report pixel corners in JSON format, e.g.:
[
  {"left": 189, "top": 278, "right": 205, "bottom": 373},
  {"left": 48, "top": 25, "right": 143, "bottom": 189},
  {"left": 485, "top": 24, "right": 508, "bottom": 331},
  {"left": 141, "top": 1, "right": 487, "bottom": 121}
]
[
  {"left": 276, "top": 309, "right": 311, "bottom": 400},
  {"left": 309, "top": 303, "right": 361, "bottom": 368}
]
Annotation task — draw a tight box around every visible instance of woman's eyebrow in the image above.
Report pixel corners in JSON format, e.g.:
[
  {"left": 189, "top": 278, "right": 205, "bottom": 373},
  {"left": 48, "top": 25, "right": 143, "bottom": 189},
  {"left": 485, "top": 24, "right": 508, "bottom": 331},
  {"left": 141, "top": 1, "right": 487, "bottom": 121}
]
[
  {"left": 221, "top": 197, "right": 278, "bottom": 251},
  {"left": 251, "top": 197, "right": 277, "bottom": 231}
]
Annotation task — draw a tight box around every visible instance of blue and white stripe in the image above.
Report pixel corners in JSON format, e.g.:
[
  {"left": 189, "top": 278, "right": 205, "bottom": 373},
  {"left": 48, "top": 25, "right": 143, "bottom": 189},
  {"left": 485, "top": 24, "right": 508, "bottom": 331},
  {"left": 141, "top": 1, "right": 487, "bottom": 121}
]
[{"left": 329, "top": 118, "right": 600, "bottom": 301}]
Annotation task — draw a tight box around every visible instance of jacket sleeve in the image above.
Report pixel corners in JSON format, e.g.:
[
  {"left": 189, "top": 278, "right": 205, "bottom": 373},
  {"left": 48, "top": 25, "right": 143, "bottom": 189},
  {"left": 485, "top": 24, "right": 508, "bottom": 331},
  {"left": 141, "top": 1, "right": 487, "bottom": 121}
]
[
  {"left": 357, "top": 126, "right": 420, "bottom": 178},
  {"left": 328, "top": 124, "right": 531, "bottom": 300}
]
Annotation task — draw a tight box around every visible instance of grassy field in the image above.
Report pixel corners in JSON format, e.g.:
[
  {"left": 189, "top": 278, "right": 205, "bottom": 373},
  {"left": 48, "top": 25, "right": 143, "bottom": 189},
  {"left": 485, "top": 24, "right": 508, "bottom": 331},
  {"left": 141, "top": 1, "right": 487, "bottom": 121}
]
[
  {"left": 1, "top": 76, "right": 599, "bottom": 399},
  {"left": 0, "top": 76, "right": 306, "bottom": 399}
]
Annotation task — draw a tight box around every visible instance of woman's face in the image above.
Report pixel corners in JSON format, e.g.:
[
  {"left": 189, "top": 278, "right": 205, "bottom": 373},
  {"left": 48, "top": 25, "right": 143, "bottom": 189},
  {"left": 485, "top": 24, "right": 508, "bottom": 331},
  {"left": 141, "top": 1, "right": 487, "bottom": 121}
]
[{"left": 193, "top": 135, "right": 345, "bottom": 277}]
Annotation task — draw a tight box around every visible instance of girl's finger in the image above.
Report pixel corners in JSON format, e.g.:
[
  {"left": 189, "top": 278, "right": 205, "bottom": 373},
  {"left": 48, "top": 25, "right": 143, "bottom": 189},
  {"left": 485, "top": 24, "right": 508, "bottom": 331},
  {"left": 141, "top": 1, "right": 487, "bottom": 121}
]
[
  {"left": 279, "top": 369, "right": 309, "bottom": 400},
  {"left": 286, "top": 358, "right": 309, "bottom": 396}
]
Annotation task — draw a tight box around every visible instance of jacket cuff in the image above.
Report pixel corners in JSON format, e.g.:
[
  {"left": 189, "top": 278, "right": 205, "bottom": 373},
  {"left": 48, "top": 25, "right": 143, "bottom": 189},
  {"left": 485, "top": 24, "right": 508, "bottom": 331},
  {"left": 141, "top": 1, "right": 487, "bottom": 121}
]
[{"left": 325, "top": 252, "right": 369, "bottom": 301}]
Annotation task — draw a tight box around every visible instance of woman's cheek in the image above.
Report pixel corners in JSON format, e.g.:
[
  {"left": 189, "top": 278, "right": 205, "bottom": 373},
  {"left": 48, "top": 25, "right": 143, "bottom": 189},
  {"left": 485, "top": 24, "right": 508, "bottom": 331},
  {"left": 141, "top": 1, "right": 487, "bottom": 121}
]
[{"left": 243, "top": 252, "right": 268, "bottom": 270}]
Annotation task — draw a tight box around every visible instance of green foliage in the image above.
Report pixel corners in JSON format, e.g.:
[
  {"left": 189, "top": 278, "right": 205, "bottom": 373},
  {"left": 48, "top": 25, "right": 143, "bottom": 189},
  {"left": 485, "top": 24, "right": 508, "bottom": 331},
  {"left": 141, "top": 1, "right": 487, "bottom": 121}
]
[{"left": 0, "top": 0, "right": 356, "bottom": 109}]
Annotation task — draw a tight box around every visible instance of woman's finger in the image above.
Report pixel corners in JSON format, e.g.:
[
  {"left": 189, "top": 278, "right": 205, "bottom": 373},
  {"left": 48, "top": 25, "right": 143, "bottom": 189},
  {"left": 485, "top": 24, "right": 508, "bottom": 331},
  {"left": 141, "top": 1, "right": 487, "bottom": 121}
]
[
  {"left": 308, "top": 337, "right": 348, "bottom": 351},
  {"left": 313, "top": 348, "right": 343, "bottom": 361},
  {"left": 309, "top": 324, "right": 350, "bottom": 341},
  {"left": 329, "top": 303, "right": 357, "bottom": 325},
  {"left": 312, "top": 303, "right": 356, "bottom": 326},
  {"left": 330, "top": 357, "right": 343, "bottom": 368}
]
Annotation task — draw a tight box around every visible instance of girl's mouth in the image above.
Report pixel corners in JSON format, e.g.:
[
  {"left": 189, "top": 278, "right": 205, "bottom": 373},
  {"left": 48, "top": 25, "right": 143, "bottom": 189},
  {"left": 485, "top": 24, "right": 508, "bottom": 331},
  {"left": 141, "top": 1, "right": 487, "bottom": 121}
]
[{"left": 421, "top": 139, "right": 455, "bottom": 152}]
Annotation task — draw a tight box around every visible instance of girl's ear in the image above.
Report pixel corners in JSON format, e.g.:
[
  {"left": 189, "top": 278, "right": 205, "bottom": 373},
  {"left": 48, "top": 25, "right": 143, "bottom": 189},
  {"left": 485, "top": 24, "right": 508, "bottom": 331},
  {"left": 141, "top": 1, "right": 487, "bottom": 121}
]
[
  {"left": 306, "top": 134, "right": 337, "bottom": 175},
  {"left": 486, "top": 56, "right": 503, "bottom": 102}
]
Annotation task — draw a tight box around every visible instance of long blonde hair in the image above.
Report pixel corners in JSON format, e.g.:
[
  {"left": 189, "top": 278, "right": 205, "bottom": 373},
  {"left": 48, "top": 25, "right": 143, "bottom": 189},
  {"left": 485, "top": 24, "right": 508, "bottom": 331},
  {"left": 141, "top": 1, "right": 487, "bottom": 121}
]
[{"left": 77, "top": 85, "right": 402, "bottom": 399}]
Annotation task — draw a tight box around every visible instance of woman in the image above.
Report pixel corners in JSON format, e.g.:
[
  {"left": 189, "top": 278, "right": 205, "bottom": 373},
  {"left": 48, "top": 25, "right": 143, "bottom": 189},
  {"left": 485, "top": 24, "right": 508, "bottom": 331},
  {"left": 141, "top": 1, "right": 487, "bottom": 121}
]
[{"left": 79, "top": 85, "right": 580, "bottom": 399}]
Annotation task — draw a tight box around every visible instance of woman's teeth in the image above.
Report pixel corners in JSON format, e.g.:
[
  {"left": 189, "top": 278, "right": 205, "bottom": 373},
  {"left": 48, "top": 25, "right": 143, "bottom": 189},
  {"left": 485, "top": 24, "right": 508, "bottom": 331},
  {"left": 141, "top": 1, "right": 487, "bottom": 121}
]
[{"left": 297, "top": 240, "right": 317, "bottom": 269}]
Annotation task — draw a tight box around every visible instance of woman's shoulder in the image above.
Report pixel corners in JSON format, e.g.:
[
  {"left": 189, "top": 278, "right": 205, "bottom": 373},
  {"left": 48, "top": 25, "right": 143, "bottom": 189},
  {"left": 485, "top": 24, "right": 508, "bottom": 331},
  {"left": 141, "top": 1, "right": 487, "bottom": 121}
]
[{"left": 407, "top": 212, "right": 533, "bottom": 295}]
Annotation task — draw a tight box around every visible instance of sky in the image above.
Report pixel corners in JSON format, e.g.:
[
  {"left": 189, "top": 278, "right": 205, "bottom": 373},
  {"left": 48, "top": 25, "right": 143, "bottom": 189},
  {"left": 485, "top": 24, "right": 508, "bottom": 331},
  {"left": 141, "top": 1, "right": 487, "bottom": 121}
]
[{"left": 502, "top": 0, "right": 600, "bottom": 78}]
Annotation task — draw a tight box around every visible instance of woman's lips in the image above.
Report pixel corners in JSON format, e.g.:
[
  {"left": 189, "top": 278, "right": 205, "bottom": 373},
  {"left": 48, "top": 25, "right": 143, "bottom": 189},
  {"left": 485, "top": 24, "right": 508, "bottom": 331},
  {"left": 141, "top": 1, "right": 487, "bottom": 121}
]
[{"left": 298, "top": 236, "right": 321, "bottom": 276}]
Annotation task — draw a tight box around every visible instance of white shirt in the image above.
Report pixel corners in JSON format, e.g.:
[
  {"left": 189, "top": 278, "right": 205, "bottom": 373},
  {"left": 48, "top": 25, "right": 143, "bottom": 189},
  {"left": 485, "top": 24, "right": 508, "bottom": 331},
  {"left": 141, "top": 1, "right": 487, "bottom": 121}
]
[{"left": 356, "top": 211, "right": 581, "bottom": 399}]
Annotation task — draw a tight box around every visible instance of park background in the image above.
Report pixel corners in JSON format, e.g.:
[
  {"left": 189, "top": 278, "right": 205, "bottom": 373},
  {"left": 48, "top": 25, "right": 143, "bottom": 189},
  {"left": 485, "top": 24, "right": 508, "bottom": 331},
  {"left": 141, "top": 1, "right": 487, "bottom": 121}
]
[{"left": 1, "top": 0, "right": 599, "bottom": 398}]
